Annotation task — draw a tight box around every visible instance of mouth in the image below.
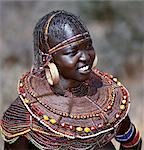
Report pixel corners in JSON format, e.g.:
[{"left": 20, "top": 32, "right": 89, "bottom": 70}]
[{"left": 78, "top": 65, "right": 91, "bottom": 74}]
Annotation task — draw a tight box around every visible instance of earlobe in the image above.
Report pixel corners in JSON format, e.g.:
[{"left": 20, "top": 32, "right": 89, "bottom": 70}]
[
  {"left": 45, "top": 63, "right": 60, "bottom": 85},
  {"left": 92, "top": 55, "right": 98, "bottom": 69}
]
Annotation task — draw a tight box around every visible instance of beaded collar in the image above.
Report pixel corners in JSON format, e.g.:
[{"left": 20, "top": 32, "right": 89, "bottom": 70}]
[{"left": 17, "top": 68, "right": 130, "bottom": 139}]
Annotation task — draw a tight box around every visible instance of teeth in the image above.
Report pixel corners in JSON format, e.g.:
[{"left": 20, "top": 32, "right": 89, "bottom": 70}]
[{"left": 79, "top": 65, "right": 89, "bottom": 71}]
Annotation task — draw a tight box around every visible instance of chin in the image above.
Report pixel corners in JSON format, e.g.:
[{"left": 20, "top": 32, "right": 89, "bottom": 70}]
[{"left": 77, "top": 73, "right": 91, "bottom": 81}]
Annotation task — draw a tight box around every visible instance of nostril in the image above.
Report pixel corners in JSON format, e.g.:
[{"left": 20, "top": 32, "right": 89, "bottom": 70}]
[{"left": 79, "top": 52, "right": 87, "bottom": 61}]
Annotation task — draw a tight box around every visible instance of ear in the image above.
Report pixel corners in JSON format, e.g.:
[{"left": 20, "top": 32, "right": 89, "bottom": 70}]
[{"left": 92, "top": 55, "right": 98, "bottom": 68}]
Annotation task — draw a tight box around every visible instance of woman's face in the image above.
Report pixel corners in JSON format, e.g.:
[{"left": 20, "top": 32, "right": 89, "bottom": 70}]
[{"left": 52, "top": 38, "right": 95, "bottom": 82}]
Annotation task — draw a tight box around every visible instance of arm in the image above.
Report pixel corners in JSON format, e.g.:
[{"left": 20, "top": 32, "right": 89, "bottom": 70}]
[
  {"left": 4, "top": 136, "right": 30, "bottom": 150},
  {"left": 115, "top": 115, "right": 142, "bottom": 150}
]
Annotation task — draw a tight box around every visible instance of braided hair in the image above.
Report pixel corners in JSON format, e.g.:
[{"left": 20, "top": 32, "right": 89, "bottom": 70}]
[{"left": 33, "top": 10, "right": 89, "bottom": 68}]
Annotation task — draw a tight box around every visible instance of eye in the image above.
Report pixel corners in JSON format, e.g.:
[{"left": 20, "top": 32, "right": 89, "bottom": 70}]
[
  {"left": 63, "top": 45, "right": 78, "bottom": 56},
  {"left": 86, "top": 45, "right": 93, "bottom": 51},
  {"left": 64, "top": 50, "right": 77, "bottom": 56},
  {"left": 86, "top": 40, "right": 93, "bottom": 50}
]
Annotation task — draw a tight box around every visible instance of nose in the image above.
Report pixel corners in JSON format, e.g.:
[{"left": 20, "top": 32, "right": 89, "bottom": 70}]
[{"left": 79, "top": 51, "right": 90, "bottom": 61}]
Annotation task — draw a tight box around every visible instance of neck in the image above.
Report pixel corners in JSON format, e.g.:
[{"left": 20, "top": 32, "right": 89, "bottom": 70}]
[
  {"left": 58, "top": 75, "right": 81, "bottom": 90},
  {"left": 52, "top": 75, "right": 89, "bottom": 97},
  {"left": 52, "top": 75, "right": 81, "bottom": 95}
]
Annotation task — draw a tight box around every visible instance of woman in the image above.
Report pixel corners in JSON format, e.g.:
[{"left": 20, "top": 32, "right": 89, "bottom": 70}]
[{"left": 1, "top": 10, "right": 142, "bottom": 150}]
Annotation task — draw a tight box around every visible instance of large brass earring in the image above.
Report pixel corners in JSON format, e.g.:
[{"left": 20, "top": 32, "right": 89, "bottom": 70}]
[
  {"left": 45, "top": 63, "right": 60, "bottom": 85},
  {"left": 92, "top": 55, "right": 98, "bottom": 69}
]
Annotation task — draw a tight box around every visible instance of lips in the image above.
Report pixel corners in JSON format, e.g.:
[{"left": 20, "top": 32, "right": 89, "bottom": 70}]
[{"left": 78, "top": 65, "right": 91, "bottom": 74}]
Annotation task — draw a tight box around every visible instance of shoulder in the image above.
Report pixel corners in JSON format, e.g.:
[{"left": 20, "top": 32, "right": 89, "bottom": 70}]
[
  {"left": 1, "top": 97, "right": 31, "bottom": 142},
  {"left": 91, "top": 68, "right": 130, "bottom": 126},
  {"left": 91, "top": 68, "right": 129, "bottom": 92},
  {"left": 4, "top": 136, "right": 35, "bottom": 150},
  {"left": 2, "top": 96, "right": 29, "bottom": 121}
]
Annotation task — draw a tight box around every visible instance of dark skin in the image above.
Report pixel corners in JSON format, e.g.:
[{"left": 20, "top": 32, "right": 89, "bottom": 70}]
[
  {"left": 5, "top": 25, "right": 141, "bottom": 150},
  {"left": 52, "top": 39, "right": 95, "bottom": 90}
]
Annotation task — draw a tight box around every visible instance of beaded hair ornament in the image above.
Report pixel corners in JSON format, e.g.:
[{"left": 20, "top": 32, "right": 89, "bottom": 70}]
[{"left": 32, "top": 10, "right": 91, "bottom": 72}]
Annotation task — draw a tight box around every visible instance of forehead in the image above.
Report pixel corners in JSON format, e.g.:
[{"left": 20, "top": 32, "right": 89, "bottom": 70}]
[{"left": 48, "top": 14, "right": 88, "bottom": 48}]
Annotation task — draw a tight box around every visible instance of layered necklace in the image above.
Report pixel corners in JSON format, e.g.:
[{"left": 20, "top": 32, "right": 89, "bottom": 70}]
[{"left": 69, "top": 82, "right": 89, "bottom": 97}]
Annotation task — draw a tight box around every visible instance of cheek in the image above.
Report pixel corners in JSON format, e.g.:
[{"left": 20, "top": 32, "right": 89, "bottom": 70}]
[
  {"left": 89, "top": 51, "right": 95, "bottom": 61},
  {"left": 59, "top": 56, "right": 78, "bottom": 68},
  {"left": 55, "top": 59, "right": 75, "bottom": 74}
]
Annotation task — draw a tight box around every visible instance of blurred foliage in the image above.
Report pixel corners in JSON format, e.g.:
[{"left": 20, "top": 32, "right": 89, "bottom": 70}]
[
  {"left": 79, "top": 1, "right": 115, "bottom": 21},
  {"left": 0, "top": 1, "right": 144, "bottom": 77},
  {"left": 78, "top": 1, "right": 144, "bottom": 77}
]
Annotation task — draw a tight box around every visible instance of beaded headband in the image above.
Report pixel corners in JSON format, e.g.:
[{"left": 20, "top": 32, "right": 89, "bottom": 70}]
[
  {"left": 48, "top": 32, "right": 90, "bottom": 54},
  {"left": 43, "top": 11, "right": 90, "bottom": 55},
  {"left": 44, "top": 12, "right": 61, "bottom": 50}
]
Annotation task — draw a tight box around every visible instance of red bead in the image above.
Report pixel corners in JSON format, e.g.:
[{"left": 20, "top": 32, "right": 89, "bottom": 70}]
[
  {"left": 37, "top": 110, "right": 43, "bottom": 115},
  {"left": 19, "top": 87, "right": 25, "bottom": 93},
  {"left": 121, "top": 88, "right": 128, "bottom": 96},
  {"left": 91, "top": 126, "right": 96, "bottom": 131},
  {"left": 31, "top": 105, "right": 40, "bottom": 114}
]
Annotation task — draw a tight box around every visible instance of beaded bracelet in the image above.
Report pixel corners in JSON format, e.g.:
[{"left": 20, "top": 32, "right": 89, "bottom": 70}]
[
  {"left": 115, "top": 124, "right": 135, "bottom": 142},
  {"left": 122, "top": 129, "right": 141, "bottom": 148}
]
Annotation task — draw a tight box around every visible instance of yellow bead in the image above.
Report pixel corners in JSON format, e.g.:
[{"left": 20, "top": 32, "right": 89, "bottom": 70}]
[
  {"left": 110, "top": 75, "right": 113, "bottom": 78},
  {"left": 123, "top": 96, "right": 127, "bottom": 99},
  {"left": 77, "top": 115, "right": 80, "bottom": 119},
  {"left": 43, "top": 115, "right": 49, "bottom": 121},
  {"left": 122, "top": 100, "right": 126, "bottom": 104},
  {"left": 50, "top": 118, "right": 56, "bottom": 124},
  {"left": 120, "top": 104, "right": 125, "bottom": 110},
  {"left": 70, "top": 115, "right": 74, "bottom": 118},
  {"left": 76, "top": 127, "right": 83, "bottom": 132},
  {"left": 74, "top": 115, "right": 77, "bottom": 119},
  {"left": 24, "top": 98, "right": 29, "bottom": 104},
  {"left": 113, "top": 78, "right": 117, "bottom": 82},
  {"left": 84, "top": 127, "right": 91, "bottom": 133},
  {"left": 117, "top": 81, "right": 122, "bottom": 86},
  {"left": 115, "top": 113, "right": 120, "bottom": 118},
  {"left": 83, "top": 116, "right": 87, "bottom": 119},
  {"left": 19, "top": 82, "right": 23, "bottom": 87},
  {"left": 107, "top": 105, "right": 112, "bottom": 110}
]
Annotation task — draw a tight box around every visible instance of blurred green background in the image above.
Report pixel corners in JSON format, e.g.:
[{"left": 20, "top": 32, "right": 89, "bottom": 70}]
[{"left": 0, "top": 1, "right": 143, "bottom": 150}]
